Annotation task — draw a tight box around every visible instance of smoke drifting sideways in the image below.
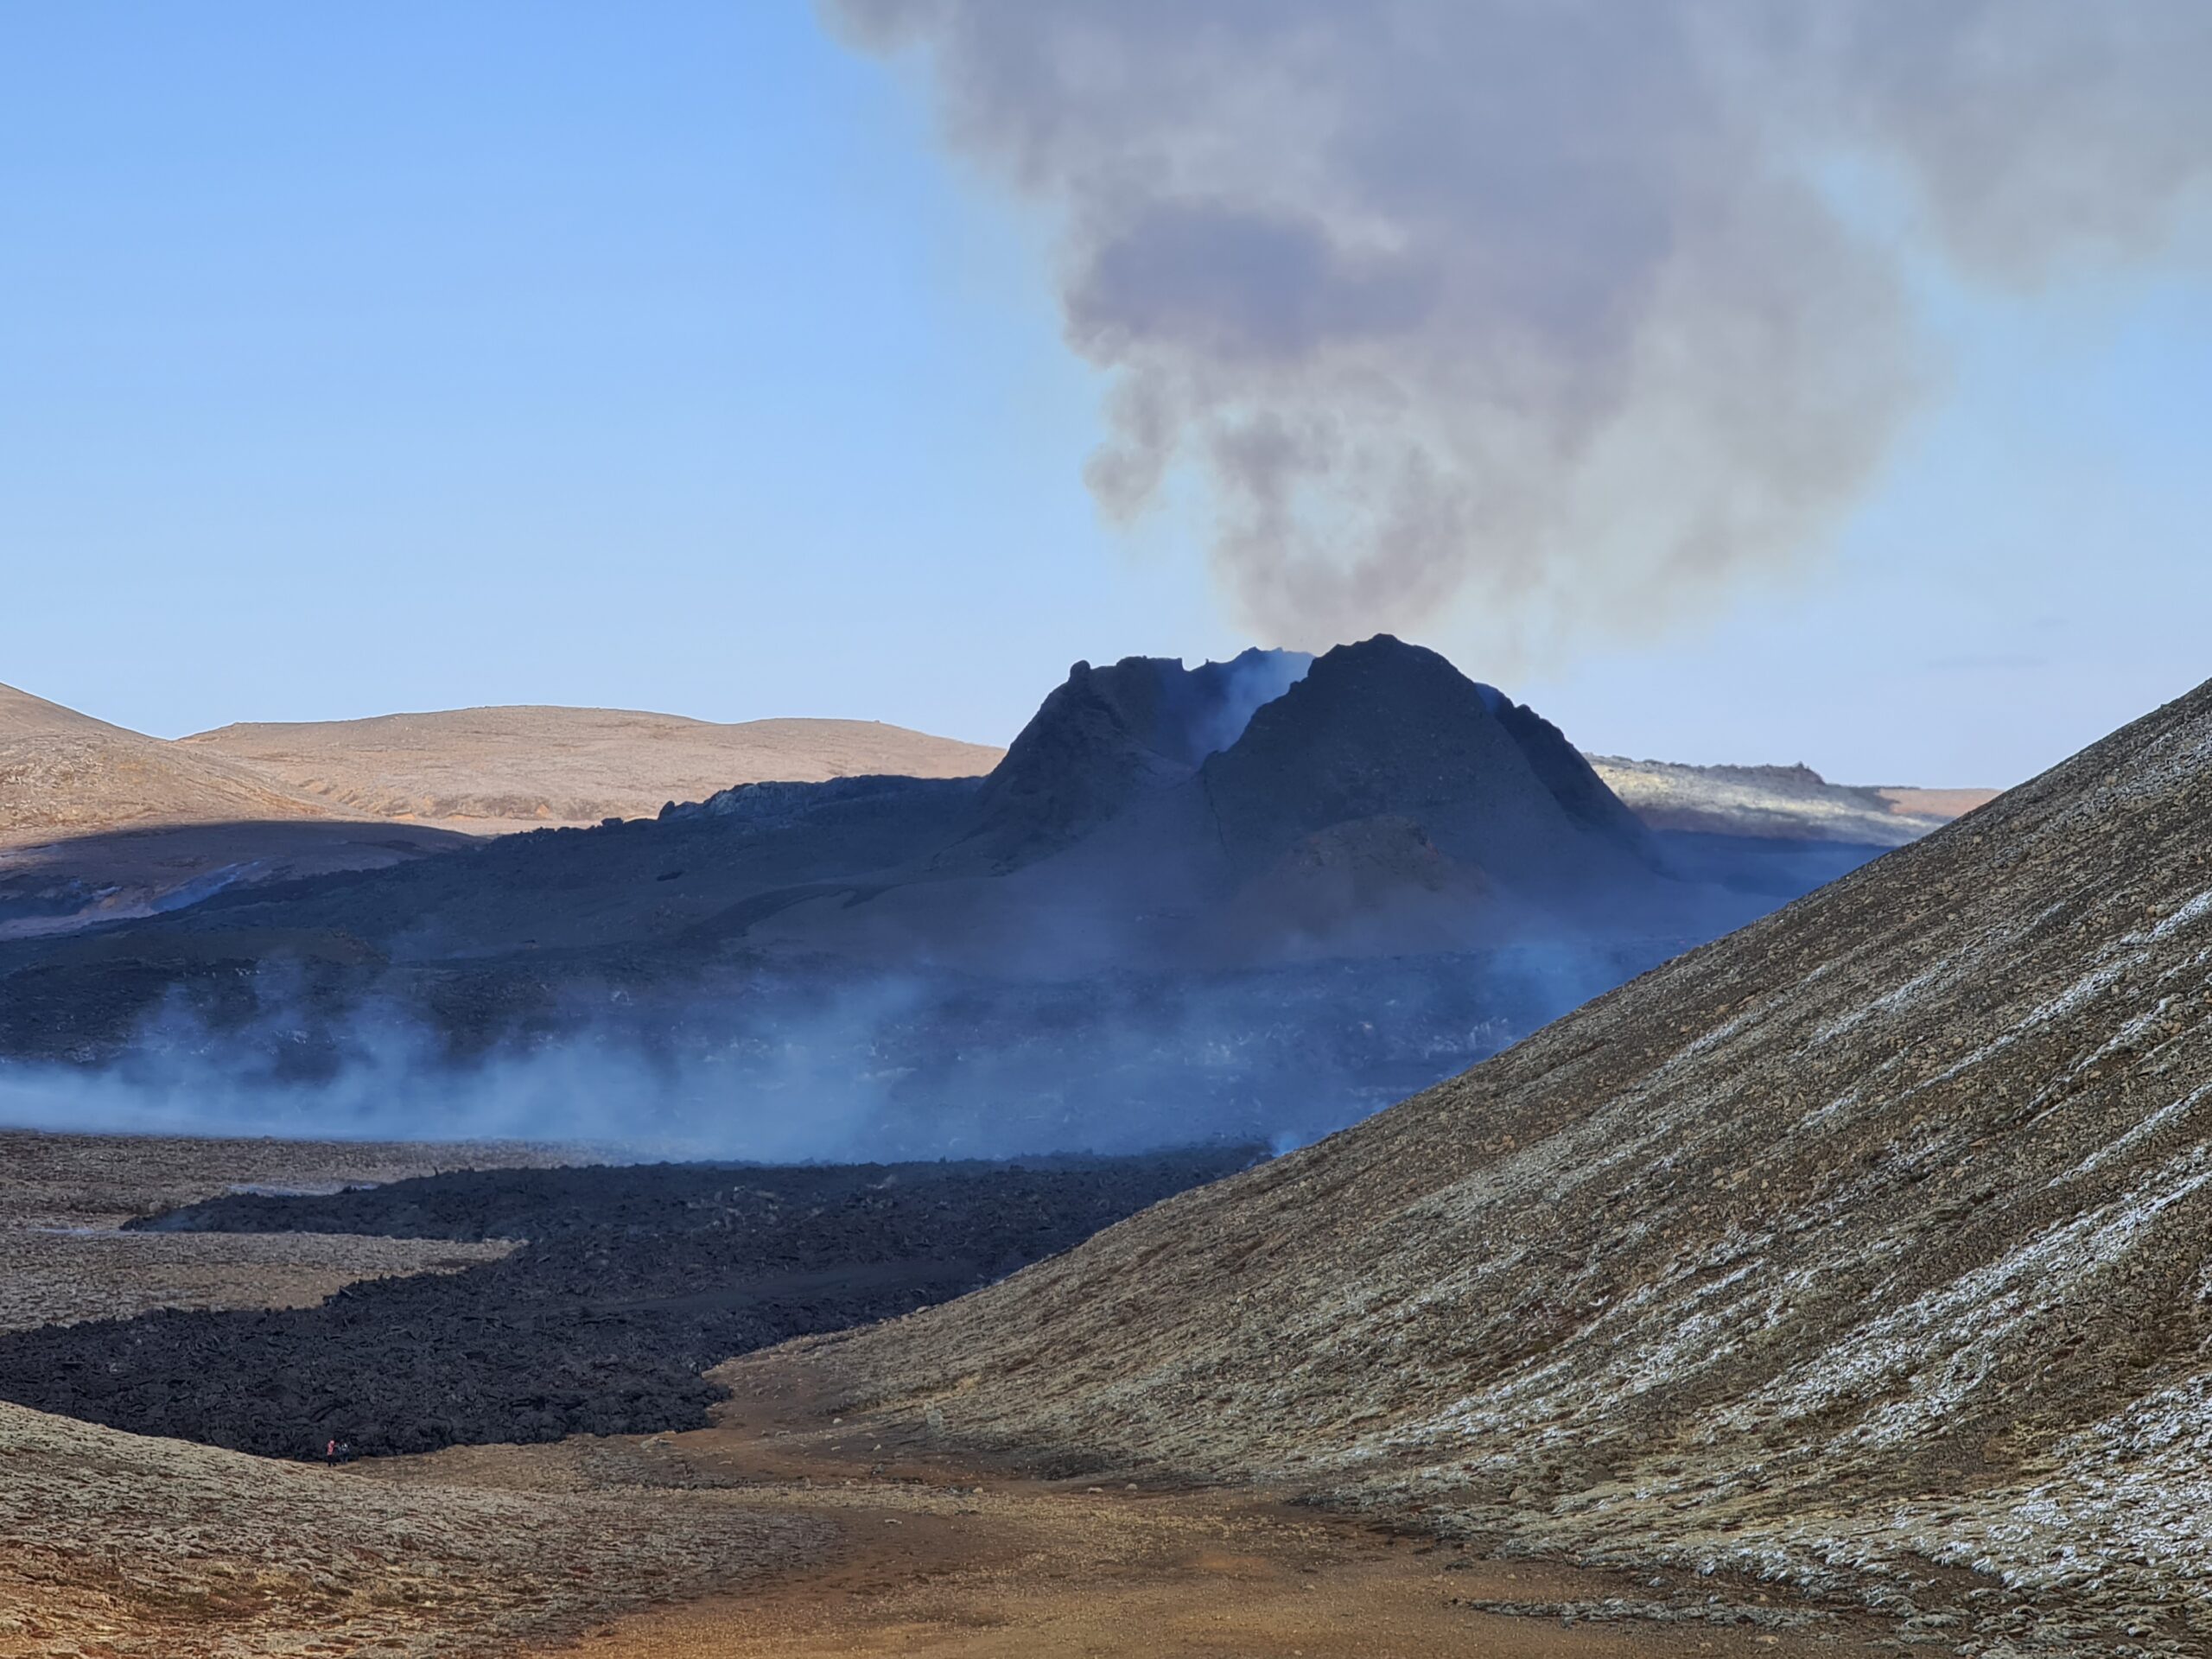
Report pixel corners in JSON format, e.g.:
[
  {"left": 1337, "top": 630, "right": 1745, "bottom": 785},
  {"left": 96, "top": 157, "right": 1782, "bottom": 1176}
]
[
  {"left": 0, "top": 940, "right": 1663, "bottom": 1160},
  {"left": 823, "top": 1, "right": 2212, "bottom": 659}
]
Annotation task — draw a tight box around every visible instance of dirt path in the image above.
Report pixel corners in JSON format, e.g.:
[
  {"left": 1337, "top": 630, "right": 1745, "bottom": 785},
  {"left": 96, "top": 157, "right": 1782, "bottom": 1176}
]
[
  {"left": 366, "top": 1356, "right": 1896, "bottom": 1659},
  {"left": 557, "top": 1499, "right": 1830, "bottom": 1658}
]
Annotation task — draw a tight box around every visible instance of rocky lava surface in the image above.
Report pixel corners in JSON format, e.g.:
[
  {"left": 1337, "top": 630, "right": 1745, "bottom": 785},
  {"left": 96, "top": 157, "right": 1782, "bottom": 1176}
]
[{"left": 0, "top": 1147, "right": 1254, "bottom": 1460}]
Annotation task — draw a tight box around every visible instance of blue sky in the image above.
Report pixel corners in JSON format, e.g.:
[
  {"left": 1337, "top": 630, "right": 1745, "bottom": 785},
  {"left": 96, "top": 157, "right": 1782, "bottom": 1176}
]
[{"left": 3, "top": 4, "right": 2208, "bottom": 785}]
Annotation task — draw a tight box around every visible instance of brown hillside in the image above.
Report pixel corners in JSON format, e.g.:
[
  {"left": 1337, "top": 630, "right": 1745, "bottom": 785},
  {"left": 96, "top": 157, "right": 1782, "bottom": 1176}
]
[
  {"left": 182, "top": 706, "right": 1004, "bottom": 830},
  {"left": 0, "top": 1400, "right": 818, "bottom": 1658},
  {"left": 0, "top": 683, "right": 336, "bottom": 846},
  {"left": 3, "top": 690, "right": 1001, "bottom": 938},
  {"left": 778, "top": 676, "right": 2212, "bottom": 1654}
]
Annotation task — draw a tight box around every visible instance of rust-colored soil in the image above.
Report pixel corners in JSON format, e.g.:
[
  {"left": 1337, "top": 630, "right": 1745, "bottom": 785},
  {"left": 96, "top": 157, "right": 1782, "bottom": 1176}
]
[{"left": 372, "top": 1357, "right": 1890, "bottom": 1659}]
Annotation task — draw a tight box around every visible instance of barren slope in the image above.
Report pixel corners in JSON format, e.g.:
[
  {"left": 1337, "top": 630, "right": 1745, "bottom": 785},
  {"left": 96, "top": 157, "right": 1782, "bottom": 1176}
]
[
  {"left": 0, "top": 686, "right": 446, "bottom": 938},
  {"left": 785, "top": 676, "right": 2212, "bottom": 1656},
  {"left": 183, "top": 705, "right": 1004, "bottom": 829},
  {"left": 0, "top": 683, "right": 335, "bottom": 846}
]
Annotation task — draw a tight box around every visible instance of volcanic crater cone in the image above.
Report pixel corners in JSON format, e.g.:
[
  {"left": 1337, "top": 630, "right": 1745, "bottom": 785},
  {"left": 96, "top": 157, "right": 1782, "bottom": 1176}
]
[
  {"left": 1198, "top": 637, "right": 1649, "bottom": 884},
  {"left": 772, "top": 676, "right": 2212, "bottom": 1652}
]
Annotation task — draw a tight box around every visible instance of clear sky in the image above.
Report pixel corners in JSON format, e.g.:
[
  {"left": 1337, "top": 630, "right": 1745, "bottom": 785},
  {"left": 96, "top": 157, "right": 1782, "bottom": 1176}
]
[{"left": 3, "top": 4, "right": 2209, "bottom": 787}]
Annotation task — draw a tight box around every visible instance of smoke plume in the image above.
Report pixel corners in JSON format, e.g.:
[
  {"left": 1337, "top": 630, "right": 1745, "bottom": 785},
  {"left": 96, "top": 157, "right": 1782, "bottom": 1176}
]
[
  {"left": 823, "top": 1, "right": 2212, "bottom": 658},
  {"left": 0, "top": 941, "right": 1668, "bottom": 1159}
]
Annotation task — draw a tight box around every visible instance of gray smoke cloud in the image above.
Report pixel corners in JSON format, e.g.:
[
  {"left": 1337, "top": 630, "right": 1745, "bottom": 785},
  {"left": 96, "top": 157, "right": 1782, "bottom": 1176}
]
[{"left": 823, "top": 1, "right": 2212, "bottom": 659}]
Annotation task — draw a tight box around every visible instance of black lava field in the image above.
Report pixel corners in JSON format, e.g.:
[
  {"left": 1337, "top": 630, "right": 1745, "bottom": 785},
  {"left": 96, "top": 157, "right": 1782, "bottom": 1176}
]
[{"left": 0, "top": 1148, "right": 1256, "bottom": 1460}]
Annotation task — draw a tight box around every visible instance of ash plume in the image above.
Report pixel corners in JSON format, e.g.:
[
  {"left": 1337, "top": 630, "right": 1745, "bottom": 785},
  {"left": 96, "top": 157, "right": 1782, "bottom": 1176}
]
[{"left": 823, "top": 1, "right": 2212, "bottom": 659}]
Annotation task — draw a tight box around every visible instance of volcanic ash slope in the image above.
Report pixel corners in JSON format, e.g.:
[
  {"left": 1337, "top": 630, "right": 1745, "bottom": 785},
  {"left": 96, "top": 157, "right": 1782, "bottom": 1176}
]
[{"left": 791, "top": 676, "right": 2212, "bottom": 1653}]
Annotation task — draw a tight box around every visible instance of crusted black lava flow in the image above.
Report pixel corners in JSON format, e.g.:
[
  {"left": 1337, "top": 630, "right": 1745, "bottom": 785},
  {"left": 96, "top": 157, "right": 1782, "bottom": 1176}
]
[{"left": 0, "top": 1148, "right": 1256, "bottom": 1460}]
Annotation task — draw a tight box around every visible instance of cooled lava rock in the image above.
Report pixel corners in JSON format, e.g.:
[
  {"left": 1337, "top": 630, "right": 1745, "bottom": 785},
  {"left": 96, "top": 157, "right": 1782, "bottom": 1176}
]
[{"left": 0, "top": 1147, "right": 1256, "bottom": 1460}]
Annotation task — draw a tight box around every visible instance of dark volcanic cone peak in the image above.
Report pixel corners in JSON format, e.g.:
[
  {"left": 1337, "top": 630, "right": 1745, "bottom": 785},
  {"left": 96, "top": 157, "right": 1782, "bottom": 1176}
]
[
  {"left": 794, "top": 673, "right": 2212, "bottom": 1643},
  {"left": 1200, "top": 636, "right": 1648, "bottom": 884},
  {"left": 959, "top": 648, "right": 1310, "bottom": 866}
]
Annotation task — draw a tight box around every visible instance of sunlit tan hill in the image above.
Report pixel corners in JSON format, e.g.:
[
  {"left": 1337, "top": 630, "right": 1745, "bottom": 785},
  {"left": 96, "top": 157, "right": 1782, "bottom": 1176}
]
[
  {"left": 2, "top": 684, "right": 458, "bottom": 940},
  {"left": 2, "top": 690, "right": 1000, "bottom": 939},
  {"left": 181, "top": 705, "right": 1007, "bottom": 831},
  {"left": 0, "top": 682, "right": 336, "bottom": 846},
  {"left": 1877, "top": 784, "right": 2001, "bottom": 820}
]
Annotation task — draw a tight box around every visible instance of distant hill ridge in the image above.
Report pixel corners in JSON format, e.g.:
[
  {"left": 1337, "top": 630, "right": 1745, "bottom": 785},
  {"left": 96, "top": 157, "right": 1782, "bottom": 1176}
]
[
  {"left": 181, "top": 704, "right": 1005, "bottom": 830},
  {"left": 0, "top": 682, "right": 340, "bottom": 842},
  {"left": 6, "top": 677, "right": 1989, "bottom": 849},
  {"left": 2, "top": 667, "right": 1991, "bottom": 943},
  {"left": 0, "top": 687, "right": 1001, "bottom": 939}
]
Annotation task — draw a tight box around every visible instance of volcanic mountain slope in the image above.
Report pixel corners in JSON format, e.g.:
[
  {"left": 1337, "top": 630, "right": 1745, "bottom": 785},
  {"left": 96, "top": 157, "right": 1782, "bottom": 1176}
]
[
  {"left": 954, "top": 647, "right": 1309, "bottom": 866},
  {"left": 1200, "top": 641, "right": 1644, "bottom": 882},
  {"left": 8, "top": 639, "right": 1705, "bottom": 984},
  {"left": 0, "top": 640, "right": 1898, "bottom": 1155},
  {"left": 785, "top": 674, "right": 2212, "bottom": 1654},
  {"left": 182, "top": 704, "right": 1004, "bottom": 830}
]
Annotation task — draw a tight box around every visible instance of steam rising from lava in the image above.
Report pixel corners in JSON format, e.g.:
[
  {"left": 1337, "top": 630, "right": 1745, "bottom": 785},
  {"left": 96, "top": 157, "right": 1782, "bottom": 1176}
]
[
  {"left": 0, "top": 941, "right": 1649, "bottom": 1158},
  {"left": 823, "top": 1, "right": 2212, "bottom": 659}
]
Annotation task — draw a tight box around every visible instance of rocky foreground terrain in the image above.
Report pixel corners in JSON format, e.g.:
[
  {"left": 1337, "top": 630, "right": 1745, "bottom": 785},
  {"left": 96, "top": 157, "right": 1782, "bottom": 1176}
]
[
  {"left": 0, "top": 1132, "right": 540, "bottom": 1340},
  {"left": 0, "top": 1400, "right": 823, "bottom": 1659},
  {"left": 0, "top": 1132, "right": 838, "bottom": 1659},
  {"left": 0, "top": 1148, "right": 1255, "bottom": 1459},
  {"left": 0, "top": 1133, "right": 1892, "bottom": 1659},
  {"left": 782, "top": 673, "right": 2212, "bottom": 1656}
]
